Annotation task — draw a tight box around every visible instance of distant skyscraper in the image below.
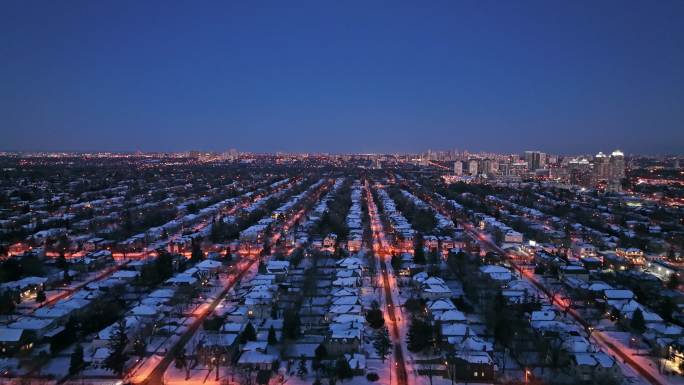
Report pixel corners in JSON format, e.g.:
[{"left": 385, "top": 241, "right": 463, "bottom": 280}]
[
  {"left": 523, "top": 151, "right": 547, "bottom": 171},
  {"left": 593, "top": 152, "right": 610, "bottom": 181},
  {"left": 568, "top": 158, "right": 593, "bottom": 187},
  {"left": 453, "top": 161, "right": 463, "bottom": 176},
  {"left": 498, "top": 161, "right": 527, "bottom": 177},
  {"left": 481, "top": 158, "right": 497, "bottom": 175},
  {"left": 223, "top": 148, "right": 239, "bottom": 161},
  {"left": 468, "top": 159, "right": 478, "bottom": 175},
  {"left": 609, "top": 150, "right": 625, "bottom": 180}
]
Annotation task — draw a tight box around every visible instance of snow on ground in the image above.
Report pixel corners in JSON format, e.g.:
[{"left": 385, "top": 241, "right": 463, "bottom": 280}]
[
  {"left": 491, "top": 350, "right": 522, "bottom": 383},
  {"left": 596, "top": 331, "right": 684, "bottom": 385},
  {"left": 383, "top": 259, "right": 417, "bottom": 385},
  {"left": 126, "top": 353, "right": 163, "bottom": 384},
  {"left": 40, "top": 355, "right": 70, "bottom": 378},
  {"left": 150, "top": 261, "right": 260, "bottom": 382},
  {"left": 127, "top": 272, "right": 241, "bottom": 382},
  {"left": 280, "top": 357, "right": 468, "bottom": 385},
  {"left": 163, "top": 362, "right": 224, "bottom": 385}
]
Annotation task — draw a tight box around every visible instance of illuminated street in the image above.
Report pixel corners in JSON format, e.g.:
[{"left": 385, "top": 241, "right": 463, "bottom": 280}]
[{"left": 365, "top": 180, "right": 410, "bottom": 385}]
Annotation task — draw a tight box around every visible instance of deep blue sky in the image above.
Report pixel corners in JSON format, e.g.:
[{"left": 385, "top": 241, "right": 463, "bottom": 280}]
[{"left": 1, "top": 1, "right": 683, "bottom": 154}]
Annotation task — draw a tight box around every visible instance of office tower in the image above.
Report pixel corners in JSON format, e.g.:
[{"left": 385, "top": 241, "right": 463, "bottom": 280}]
[
  {"left": 468, "top": 159, "right": 478, "bottom": 175},
  {"left": 524, "top": 151, "right": 547, "bottom": 171},
  {"left": 609, "top": 150, "right": 625, "bottom": 180},
  {"left": 593, "top": 152, "right": 610, "bottom": 180},
  {"left": 453, "top": 161, "right": 463, "bottom": 176},
  {"left": 568, "top": 158, "right": 593, "bottom": 187},
  {"left": 481, "top": 159, "right": 496, "bottom": 175}
]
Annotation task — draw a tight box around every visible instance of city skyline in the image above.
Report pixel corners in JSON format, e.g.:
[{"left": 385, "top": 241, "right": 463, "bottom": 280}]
[
  {"left": 2, "top": 1, "right": 684, "bottom": 154},
  {"left": 0, "top": 147, "right": 675, "bottom": 157}
]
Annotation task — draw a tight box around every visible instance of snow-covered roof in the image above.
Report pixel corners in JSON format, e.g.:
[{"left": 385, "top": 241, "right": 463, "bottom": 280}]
[{"left": 0, "top": 328, "right": 24, "bottom": 342}]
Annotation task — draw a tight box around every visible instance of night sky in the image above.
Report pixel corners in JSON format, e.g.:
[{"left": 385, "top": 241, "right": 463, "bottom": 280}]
[{"left": 1, "top": 1, "right": 683, "bottom": 154}]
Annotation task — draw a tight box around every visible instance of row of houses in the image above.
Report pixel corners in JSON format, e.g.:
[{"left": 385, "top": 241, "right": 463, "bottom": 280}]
[
  {"left": 563, "top": 275, "right": 684, "bottom": 358},
  {"left": 345, "top": 181, "right": 364, "bottom": 252},
  {"left": 271, "top": 179, "right": 326, "bottom": 220},
  {"left": 407, "top": 269, "right": 495, "bottom": 382},
  {"left": 481, "top": 263, "right": 622, "bottom": 382},
  {"left": 237, "top": 181, "right": 306, "bottom": 249},
  {"left": 239, "top": 179, "right": 317, "bottom": 248},
  {"left": 400, "top": 190, "right": 455, "bottom": 233},
  {"left": 88, "top": 257, "right": 223, "bottom": 368},
  {"left": 475, "top": 213, "right": 524, "bottom": 246},
  {"left": 327, "top": 257, "right": 364, "bottom": 356},
  {"left": 0, "top": 268, "right": 138, "bottom": 357},
  {"left": 376, "top": 188, "right": 414, "bottom": 252},
  {"left": 302, "top": 178, "right": 346, "bottom": 251}
]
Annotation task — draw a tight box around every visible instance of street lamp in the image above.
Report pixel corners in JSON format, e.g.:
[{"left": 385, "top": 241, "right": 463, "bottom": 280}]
[
  {"left": 393, "top": 361, "right": 398, "bottom": 385},
  {"left": 631, "top": 336, "right": 640, "bottom": 354},
  {"left": 445, "top": 360, "right": 454, "bottom": 385}
]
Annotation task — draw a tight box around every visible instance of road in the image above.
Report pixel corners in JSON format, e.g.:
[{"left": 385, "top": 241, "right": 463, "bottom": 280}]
[
  {"left": 365, "top": 181, "right": 409, "bottom": 385},
  {"left": 130, "top": 179, "right": 331, "bottom": 385},
  {"left": 413, "top": 184, "right": 670, "bottom": 385},
  {"left": 132, "top": 257, "right": 256, "bottom": 385},
  {"left": 462, "top": 223, "right": 670, "bottom": 385}
]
